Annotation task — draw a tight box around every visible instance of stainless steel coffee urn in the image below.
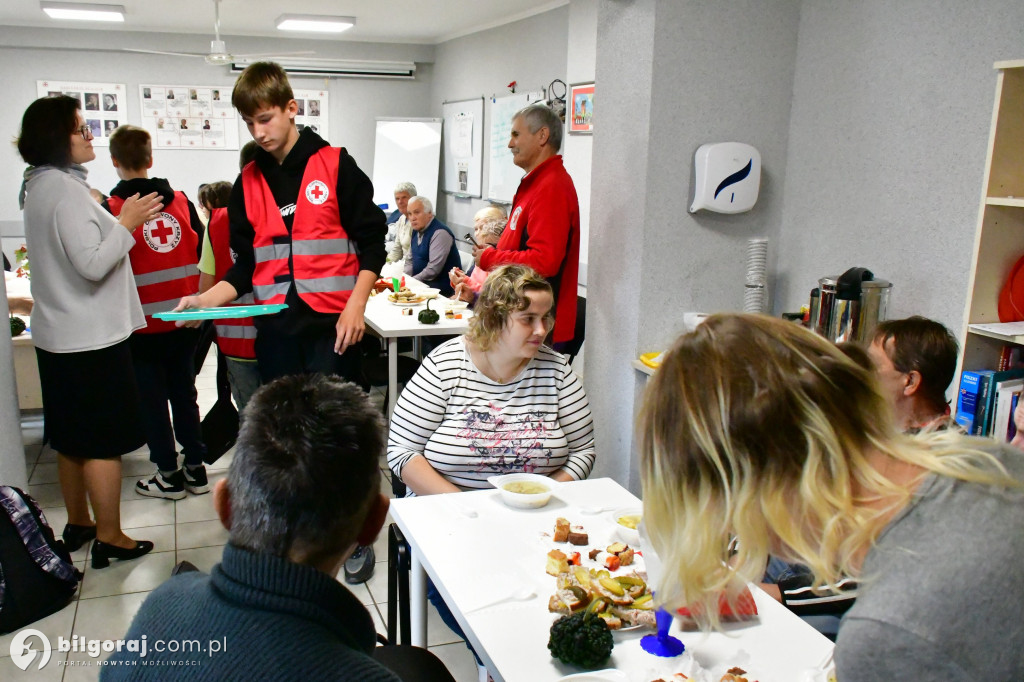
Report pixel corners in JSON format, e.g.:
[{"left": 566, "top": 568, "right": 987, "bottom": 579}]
[{"left": 811, "top": 267, "right": 892, "bottom": 343}]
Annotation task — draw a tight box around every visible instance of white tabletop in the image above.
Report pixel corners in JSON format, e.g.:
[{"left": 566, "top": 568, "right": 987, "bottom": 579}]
[
  {"left": 390, "top": 478, "right": 834, "bottom": 682},
  {"left": 363, "top": 272, "right": 472, "bottom": 339}
]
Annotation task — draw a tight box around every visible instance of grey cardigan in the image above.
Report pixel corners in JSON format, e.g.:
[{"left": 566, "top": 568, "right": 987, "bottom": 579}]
[{"left": 22, "top": 167, "right": 144, "bottom": 352}]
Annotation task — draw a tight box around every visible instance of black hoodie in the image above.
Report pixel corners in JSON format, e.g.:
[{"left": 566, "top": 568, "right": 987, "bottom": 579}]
[{"left": 103, "top": 177, "right": 204, "bottom": 260}]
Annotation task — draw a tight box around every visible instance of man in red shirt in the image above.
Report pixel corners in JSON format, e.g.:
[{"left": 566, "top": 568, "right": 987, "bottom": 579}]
[{"left": 470, "top": 104, "right": 580, "bottom": 348}]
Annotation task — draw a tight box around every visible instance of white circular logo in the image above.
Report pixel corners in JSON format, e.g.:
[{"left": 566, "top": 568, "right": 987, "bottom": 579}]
[
  {"left": 305, "top": 180, "right": 329, "bottom": 205},
  {"left": 509, "top": 205, "right": 523, "bottom": 232},
  {"left": 10, "top": 629, "right": 51, "bottom": 671},
  {"left": 142, "top": 212, "right": 182, "bottom": 253}
]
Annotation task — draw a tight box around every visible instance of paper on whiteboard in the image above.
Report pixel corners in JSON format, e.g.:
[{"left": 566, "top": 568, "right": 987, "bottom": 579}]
[
  {"left": 294, "top": 89, "right": 329, "bottom": 142},
  {"left": 452, "top": 113, "right": 473, "bottom": 159},
  {"left": 139, "top": 85, "right": 240, "bottom": 150},
  {"left": 37, "top": 80, "right": 127, "bottom": 147}
]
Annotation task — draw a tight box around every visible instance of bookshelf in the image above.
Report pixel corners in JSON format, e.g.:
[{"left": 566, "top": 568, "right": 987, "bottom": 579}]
[{"left": 958, "top": 60, "right": 1024, "bottom": 376}]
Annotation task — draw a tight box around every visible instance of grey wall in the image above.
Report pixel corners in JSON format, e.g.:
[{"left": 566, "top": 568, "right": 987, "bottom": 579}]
[
  {"left": 430, "top": 7, "right": 570, "bottom": 234},
  {"left": 775, "top": 0, "right": 1024, "bottom": 335},
  {"left": 587, "top": 0, "right": 801, "bottom": 490}
]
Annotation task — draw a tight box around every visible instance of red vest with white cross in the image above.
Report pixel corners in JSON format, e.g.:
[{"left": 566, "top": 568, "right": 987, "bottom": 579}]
[
  {"left": 207, "top": 207, "right": 256, "bottom": 360},
  {"left": 242, "top": 147, "right": 360, "bottom": 313},
  {"left": 107, "top": 191, "right": 200, "bottom": 334}
]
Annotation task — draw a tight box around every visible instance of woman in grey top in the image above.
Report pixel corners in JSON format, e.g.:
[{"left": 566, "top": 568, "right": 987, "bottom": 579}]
[
  {"left": 638, "top": 314, "right": 1024, "bottom": 680},
  {"left": 18, "top": 96, "right": 162, "bottom": 568}
]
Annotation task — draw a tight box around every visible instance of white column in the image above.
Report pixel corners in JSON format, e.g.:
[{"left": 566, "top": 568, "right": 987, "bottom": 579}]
[{"left": 0, "top": 265, "right": 29, "bottom": 489}]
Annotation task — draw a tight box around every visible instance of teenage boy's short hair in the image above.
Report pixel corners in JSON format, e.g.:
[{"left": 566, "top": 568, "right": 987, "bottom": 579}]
[
  {"left": 226, "top": 374, "right": 385, "bottom": 566},
  {"left": 239, "top": 140, "right": 260, "bottom": 170},
  {"left": 231, "top": 61, "right": 294, "bottom": 117},
  {"left": 198, "top": 181, "right": 232, "bottom": 211},
  {"left": 108, "top": 125, "right": 152, "bottom": 171}
]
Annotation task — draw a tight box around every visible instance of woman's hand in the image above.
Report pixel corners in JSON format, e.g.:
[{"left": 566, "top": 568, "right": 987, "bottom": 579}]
[{"left": 117, "top": 192, "right": 163, "bottom": 233}]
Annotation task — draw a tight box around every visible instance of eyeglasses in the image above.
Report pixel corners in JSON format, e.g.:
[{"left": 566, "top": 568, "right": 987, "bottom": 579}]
[{"left": 76, "top": 124, "right": 93, "bottom": 140}]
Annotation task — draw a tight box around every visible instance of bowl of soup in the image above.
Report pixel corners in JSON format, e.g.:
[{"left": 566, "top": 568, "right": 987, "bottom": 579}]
[
  {"left": 487, "top": 473, "right": 559, "bottom": 509},
  {"left": 610, "top": 506, "right": 643, "bottom": 544}
]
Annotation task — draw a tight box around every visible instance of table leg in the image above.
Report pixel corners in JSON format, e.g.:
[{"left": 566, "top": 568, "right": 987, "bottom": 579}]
[
  {"left": 387, "top": 337, "right": 398, "bottom": 421},
  {"left": 410, "top": 550, "right": 428, "bottom": 647}
]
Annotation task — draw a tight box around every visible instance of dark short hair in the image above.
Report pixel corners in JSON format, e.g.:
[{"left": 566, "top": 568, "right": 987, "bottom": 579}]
[
  {"left": 226, "top": 374, "right": 384, "bottom": 565},
  {"left": 231, "top": 61, "right": 293, "bottom": 117},
  {"left": 108, "top": 125, "right": 151, "bottom": 171},
  {"left": 17, "top": 95, "right": 80, "bottom": 167},
  {"left": 239, "top": 140, "right": 260, "bottom": 170},
  {"left": 198, "top": 181, "right": 232, "bottom": 211},
  {"left": 871, "top": 316, "right": 959, "bottom": 412}
]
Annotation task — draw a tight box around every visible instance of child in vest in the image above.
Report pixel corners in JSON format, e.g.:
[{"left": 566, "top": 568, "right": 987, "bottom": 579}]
[
  {"left": 197, "top": 178, "right": 260, "bottom": 412},
  {"left": 104, "top": 125, "right": 209, "bottom": 500},
  {"left": 172, "top": 62, "right": 387, "bottom": 584}
]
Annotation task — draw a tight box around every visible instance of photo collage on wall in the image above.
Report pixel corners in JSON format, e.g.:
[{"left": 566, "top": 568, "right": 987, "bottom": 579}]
[
  {"left": 293, "top": 89, "right": 329, "bottom": 142},
  {"left": 37, "top": 80, "right": 127, "bottom": 147},
  {"left": 139, "top": 85, "right": 240, "bottom": 149}
]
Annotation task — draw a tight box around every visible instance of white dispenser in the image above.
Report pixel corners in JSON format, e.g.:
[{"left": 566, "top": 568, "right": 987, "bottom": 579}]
[{"left": 689, "top": 142, "right": 761, "bottom": 214}]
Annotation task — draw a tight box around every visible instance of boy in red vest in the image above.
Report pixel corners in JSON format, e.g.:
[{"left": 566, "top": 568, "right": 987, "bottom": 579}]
[
  {"left": 174, "top": 62, "right": 386, "bottom": 583},
  {"left": 104, "top": 125, "right": 208, "bottom": 500}
]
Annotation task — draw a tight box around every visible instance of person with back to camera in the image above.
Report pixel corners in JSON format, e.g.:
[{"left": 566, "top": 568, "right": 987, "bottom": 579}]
[
  {"left": 173, "top": 61, "right": 386, "bottom": 584},
  {"left": 17, "top": 95, "right": 162, "bottom": 567},
  {"left": 103, "top": 374, "right": 438, "bottom": 680},
  {"left": 449, "top": 205, "right": 507, "bottom": 302},
  {"left": 403, "top": 195, "right": 461, "bottom": 296},
  {"left": 638, "top": 313, "right": 1024, "bottom": 680},
  {"left": 385, "top": 181, "right": 415, "bottom": 263}
]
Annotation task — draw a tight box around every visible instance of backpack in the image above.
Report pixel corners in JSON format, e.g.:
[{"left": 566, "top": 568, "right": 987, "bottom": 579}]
[{"left": 0, "top": 486, "right": 81, "bottom": 634}]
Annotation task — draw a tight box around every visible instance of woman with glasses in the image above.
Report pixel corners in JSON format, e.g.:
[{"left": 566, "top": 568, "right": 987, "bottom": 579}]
[
  {"left": 388, "top": 264, "right": 595, "bottom": 494},
  {"left": 17, "top": 95, "right": 163, "bottom": 568}
]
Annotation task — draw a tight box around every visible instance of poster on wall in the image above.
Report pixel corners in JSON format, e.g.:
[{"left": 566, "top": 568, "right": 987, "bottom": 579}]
[
  {"left": 138, "top": 85, "right": 240, "bottom": 150},
  {"left": 37, "top": 80, "right": 127, "bottom": 147},
  {"left": 568, "top": 82, "right": 594, "bottom": 134},
  {"left": 293, "top": 89, "right": 328, "bottom": 142}
]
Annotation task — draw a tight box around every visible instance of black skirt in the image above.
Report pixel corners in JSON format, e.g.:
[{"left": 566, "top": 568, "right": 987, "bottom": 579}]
[{"left": 35, "top": 338, "right": 146, "bottom": 458}]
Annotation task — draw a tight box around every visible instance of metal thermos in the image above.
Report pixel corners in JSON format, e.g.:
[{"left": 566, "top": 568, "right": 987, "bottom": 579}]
[{"left": 812, "top": 267, "right": 892, "bottom": 343}]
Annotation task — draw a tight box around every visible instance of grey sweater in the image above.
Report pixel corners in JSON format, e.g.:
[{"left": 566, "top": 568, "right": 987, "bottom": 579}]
[
  {"left": 836, "top": 445, "right": 1024, "bottom": 680},
  {"left": 22, "top": 167, "right": 143, "bottom": 352}
]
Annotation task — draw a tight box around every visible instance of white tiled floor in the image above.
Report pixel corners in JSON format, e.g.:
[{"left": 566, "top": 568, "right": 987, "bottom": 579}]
[{"left": 7, "top": 351, "right": 479, "bottom": 682}]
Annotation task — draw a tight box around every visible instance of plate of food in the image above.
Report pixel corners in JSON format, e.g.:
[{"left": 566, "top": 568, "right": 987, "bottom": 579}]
[
  {"left": 610, "top": 507, "right": 642, "bottom": 545},
  {"left": 388, "top": 289, "right": 428, "bottom": 306},
  {"left": 488, "top": 473, "right": 560, "bottom": 508}
]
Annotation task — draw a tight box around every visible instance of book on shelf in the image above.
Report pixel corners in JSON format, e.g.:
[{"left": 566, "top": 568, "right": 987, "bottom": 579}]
[
  {"left": 956, "top": 370, "right": 991, "bottom": 434},
  {"left": 997, "top": 345, "right": 1024, "bottom": 372},
  {"left": 991, "top": 379, "right": 1024, "bottom": 442},
  {"left": 972, "top": 369, "right": 1024, "bottom": 437},
  {"left": 1010, "top": 393, "right": 1021, "bottom": 442}
]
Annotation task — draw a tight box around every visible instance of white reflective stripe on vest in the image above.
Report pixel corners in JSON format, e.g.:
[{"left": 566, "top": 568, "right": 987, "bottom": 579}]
[
  {"left": 292, "top": 238, "right": 354, "bottom": 256},
  {"left": 141, "top": 298, "right": 185, "bottom": 316},
  {"left": 253, "top": 281, "right": 291, "bottom": 300},
  {"left": 234, "top": 293, "right": 255, "bottom": 304},
  {"left": 134, "top": 264, "right": 199, "bottom": 288},
  {"left": 213, "top": 324, "right": 258, "bottom": 339},
  {"left": 295, "top": 275, "right": 358, "bottom": 294},
  {"left": 254, "top": 243, "right": 291, "bottom": 263}
]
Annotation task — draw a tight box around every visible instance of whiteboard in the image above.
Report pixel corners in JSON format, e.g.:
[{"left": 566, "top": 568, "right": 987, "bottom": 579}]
[
  {"left": 487, "top": 92, "right": 543, "bottom": 204},
  {"left": 371, "top": 118, "right": 442, "bottom": 213},
  {"left": 441, "top": 98, "right": 483, "bottom": 197}
]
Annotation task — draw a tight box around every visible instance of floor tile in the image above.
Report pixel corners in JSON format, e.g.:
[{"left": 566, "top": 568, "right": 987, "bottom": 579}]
[
  {"left": 0, "top": 601, "right": 77, "bottom": 660},
  {"left": 331, "top": 567, "right": 375, "bottom": 606},
  {"left": 29, "top": 461, "right": 60, "bottom": 485},
  {"left": 205, "top": 449, "right": 234, "bottom": 473},
  {"left": 0, "top": 652, "right": 67, "bottom": 681},
  {"left": 375, "top": 600, "right": 465, "bottom": 647},
  {"left": 428, "top": 642, "right": 480, "bottom": 682},
  {"left": 61, "top": 652, "right": 106, "bottom": 682},
  {"left": 173, "top": 483, "right": 223, "bottom": 523},
  {"left": 174, "top": 545, "right": 224, "bottom": 573},
  {"left": 175, "top": 519, "right": 228, "bottom": 550},
  {"left": 121, "top": 523, "right": 176, "bottom": 555},
  {"left": 71, "top": 592, "right": 150, "bottom": 643},
  {"left": 37, "top": 443, "right": 59, "bottom": 463},
  {"left": 362, "top": 558, "right": 391, "bottom": 604},
  {"left": 27, "top": 482, "right": 65, "bottom": 509},
  {"left": 117, "top": 499, "right": 176, "bottom": 529},
  {"left": 79, "top": 551, "right": 176, "bottom": 600},
  {"left": 119, "top": 458, "right": 158, "bottom": 478}
]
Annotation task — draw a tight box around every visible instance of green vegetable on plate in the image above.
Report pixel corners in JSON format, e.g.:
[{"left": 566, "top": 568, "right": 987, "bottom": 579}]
[{"left": 547, "top": 599, "right": 614, "bottom": 668}]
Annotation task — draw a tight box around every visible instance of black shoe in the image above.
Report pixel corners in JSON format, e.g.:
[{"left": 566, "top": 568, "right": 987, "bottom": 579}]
[
  {"left": 61, "top": 523, "right": 97, "bottom": 552},
  {"left": 344, "top": 545, "right": 375, "bottom": 584},
  {"left": 183, "top": 464, "right": 210, "bottom": 495},
  {"left": 91, "top": 539, "right": 155, "bottom": 569},
  {"left": 136, "top": 469, "right": 186, "bottom": 500}
]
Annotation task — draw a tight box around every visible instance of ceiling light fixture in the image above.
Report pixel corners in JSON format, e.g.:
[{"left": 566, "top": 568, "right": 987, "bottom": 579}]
[
  {"left": 276, "top": 14, "right": 356, "bottom": 34},
  {"left": 41, "top": 1, "right": 125, "bottom": 22}
]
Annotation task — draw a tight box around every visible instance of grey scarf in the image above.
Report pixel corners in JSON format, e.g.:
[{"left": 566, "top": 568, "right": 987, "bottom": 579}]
[{"left": 18, "top": 163, "right": 89, "bottom": 209}]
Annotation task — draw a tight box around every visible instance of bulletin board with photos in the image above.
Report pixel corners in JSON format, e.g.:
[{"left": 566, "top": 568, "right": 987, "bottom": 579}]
[
  {"left": 293, "top": 89, "right": 329, "bottom": 142},
  {"left": 138, "top": 84, "right": 240, "bottom": 150},
  {"left": 37, "top": 80, "right": 127, "bottom": 147}
]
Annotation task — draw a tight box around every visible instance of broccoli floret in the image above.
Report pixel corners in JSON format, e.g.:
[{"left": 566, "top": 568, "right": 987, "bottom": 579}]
[{"left": 547, "top": 607, "right": 613, "bottom": 668}]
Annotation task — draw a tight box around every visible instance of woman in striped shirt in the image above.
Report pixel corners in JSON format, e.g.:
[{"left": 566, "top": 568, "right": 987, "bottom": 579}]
[{"left": 388, "top": 264, "right": 595, "bottom": 495}]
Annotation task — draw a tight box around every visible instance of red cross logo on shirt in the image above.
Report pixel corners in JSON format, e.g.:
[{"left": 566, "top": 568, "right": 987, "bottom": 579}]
[
  {"left": 305, "top": 180, "right": 329, "bottom": 205},
  {"left": 142, "top": 212, "right": 181, "bottom": 253},
  {"left": 150, "top": 219, "right": 174, "bottom": 244}
]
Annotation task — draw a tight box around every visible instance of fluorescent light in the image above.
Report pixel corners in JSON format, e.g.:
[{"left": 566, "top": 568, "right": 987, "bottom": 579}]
[
  {"left": 276, "top": 14, "right": 355, "bottom": 34},
  {"left": 41, "top": 2, "right": 125, "bottom": 22}
]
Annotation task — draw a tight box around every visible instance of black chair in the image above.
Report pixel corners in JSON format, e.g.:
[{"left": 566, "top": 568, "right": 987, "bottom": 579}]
[
  {"left": 359, "top": 335, "right": 421, "bottom": 412},
  {"left": 386, "top": 473, "right": 411, "bottom": 646},
  {"left": 559, "top": 295, "right": 587, "bottom": 364}
]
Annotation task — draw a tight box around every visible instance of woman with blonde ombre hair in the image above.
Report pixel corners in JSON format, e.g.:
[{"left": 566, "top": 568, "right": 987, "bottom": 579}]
[{"left": 639, "top": 313, "right": 1024, "bottom": 680}]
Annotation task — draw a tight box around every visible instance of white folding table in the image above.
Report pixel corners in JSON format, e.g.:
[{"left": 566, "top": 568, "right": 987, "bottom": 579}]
[{"left": 389, "top": 478, "right": 835, "bottom": 682}]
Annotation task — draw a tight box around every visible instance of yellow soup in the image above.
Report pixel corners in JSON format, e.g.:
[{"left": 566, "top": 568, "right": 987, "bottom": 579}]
[
  {"left": 503, "top": 481, "right": 549, "bottom": 495},
  {"left": 617, "top": 514, "right": 641, "bottom": 530}
]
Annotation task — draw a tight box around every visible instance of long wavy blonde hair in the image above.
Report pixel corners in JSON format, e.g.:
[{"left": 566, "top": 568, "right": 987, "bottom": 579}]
[{"left": 638, "top": 313, "right": 1015, "bottom": 630}]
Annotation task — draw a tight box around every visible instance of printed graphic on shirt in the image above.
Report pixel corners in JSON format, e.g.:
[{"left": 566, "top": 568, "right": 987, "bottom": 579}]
[
  {"left": 142, "top": 213, "right": 182, "bottom": 253},
  {"left": 280, "top": 204, "right": 297, "bottom": 218},
  {"left": 305, "top": 180, "right": 329, "bottom": 205},
  {"left": 509, "top": 205, "right": 523, "bottom": 232},
  {"left": 229, "top": 246, "right": 238, "bottom": 264},
  {"left": 458, "top": 402, "right": 554, "bottom": 473}
]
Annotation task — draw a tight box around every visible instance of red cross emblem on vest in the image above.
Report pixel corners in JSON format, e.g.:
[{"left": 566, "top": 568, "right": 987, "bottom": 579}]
[
  {"left": 143, "top": 213, "right": 182, "bottom": 253},
  {"left": 305, "top": 180, "right": 329, "bottom": 205}
]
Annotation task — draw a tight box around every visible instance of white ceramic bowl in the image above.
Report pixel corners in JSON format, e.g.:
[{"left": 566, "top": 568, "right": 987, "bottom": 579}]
[
  {"left": 487, "top": 473, "right": 559, "bottom": 509},
  {"left": 445, "top": 300, "right": 469, "bottom": 311},
  {"left": 610, "top": 506, "right": 643, "bottom": 545}
]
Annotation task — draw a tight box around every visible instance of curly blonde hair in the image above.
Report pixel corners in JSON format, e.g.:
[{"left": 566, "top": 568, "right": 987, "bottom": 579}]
[
  {"left": 638, "top": 313, "right": 1015, "bottom": 631},
  {"left": 466, "top": 264, "right": 552, "bottom": 351}
]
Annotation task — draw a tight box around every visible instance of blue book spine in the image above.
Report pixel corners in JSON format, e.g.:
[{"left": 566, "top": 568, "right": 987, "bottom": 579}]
[{"left": 956, "top": 370, "right": 991, "bottom": 434}]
